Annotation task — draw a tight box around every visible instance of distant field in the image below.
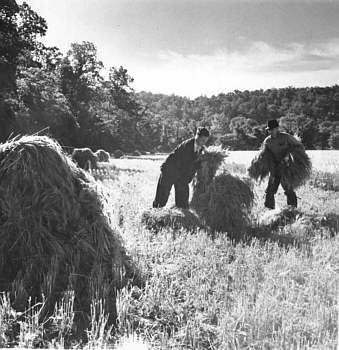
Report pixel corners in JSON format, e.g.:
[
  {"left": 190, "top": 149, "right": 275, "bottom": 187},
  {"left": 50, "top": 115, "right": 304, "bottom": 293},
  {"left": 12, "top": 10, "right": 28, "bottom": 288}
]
[
  {"left": 226, "top": 150, "right": 339, "bottom": 172},
  {"left": 118, "top": 150, "right": 339, "bottom": 172}
]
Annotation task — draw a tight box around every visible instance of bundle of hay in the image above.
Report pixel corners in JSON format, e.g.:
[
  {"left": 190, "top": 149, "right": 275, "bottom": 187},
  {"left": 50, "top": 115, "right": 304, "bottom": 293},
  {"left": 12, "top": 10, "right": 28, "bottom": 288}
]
[
  {"left": 113, "top": 149, "right": 124, "bottom": 159},
  {"left": 288, "top": 212, "right": 338, "bottom": 237},
  {"left": 141, "top": 207, "right": 203, "bottom": 233},
  {"left": 95, "top": 149, "right": 110, "bottom": 162},
  {"left": 283, "top": 147, "right": 312, "bottom": 189},
  {"left": 191, "top": 147, "right": 254, "bottom": 234},
  {"left": 0, "top": 136, "right": 137, "bottom": 330},
  {"left": 71, "top": 147, "right": 98, "bottom": 170},
  {"left": 248, "top": 146, "right": 312, "bottom": 189},
  {"left": 258, "top": 206, "right": 302, "bottom": 230},
  {"left": 247, "top": 147, "right": 275, "bottom": 182},
  {"left": 195, "top": 146, "right": 228, "bottom": 192},
  {"left": 258, "top": 206, "right": 338, "bottom": 238}
]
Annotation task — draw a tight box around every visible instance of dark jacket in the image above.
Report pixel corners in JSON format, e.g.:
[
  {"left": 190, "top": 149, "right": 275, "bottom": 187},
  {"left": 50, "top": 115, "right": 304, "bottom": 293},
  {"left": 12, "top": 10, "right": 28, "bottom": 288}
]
[{"left": 161, "top": 138, "right": 202, "bottom": 183}]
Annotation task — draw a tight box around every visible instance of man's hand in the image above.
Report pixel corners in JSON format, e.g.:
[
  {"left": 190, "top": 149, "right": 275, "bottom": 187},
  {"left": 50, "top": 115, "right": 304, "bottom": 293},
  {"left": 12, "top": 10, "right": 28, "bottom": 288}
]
[{"left": 282, "top": 154, "right": 291, "bottom": 167}]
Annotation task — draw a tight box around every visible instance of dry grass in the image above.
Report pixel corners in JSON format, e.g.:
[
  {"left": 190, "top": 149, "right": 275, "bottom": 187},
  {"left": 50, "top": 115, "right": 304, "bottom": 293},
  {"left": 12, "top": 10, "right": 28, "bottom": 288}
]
[
  {"left": 141, "top": 207, "right": 204, "bottom": 233},
  {"left": 309, "top": 169, "right": 339, "bottom": 192},
  {"left": 0, "top": 148, "right": 338, "bottom": 349}
]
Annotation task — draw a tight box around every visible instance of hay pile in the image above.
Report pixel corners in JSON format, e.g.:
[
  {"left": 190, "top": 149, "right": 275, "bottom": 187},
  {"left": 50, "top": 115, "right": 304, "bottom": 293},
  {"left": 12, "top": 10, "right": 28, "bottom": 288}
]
[
  {"left": 258, "top": 206, "right": 302, "bottom": 230},
  {"left": 248, "top": 145, "right": 312, "bottom": 189},
  {"left": 0, "top": 136, "right": 137, "bottom": 329},
  {"left": 141, "top": 207, "right": 203, "bottom": 232},
  {"left": 258, "top": 206, "right": 338, "bottom": 237},
  {"left": 113, "top": 149, "right": 124, "bottom": 159},
  {"left": 72, "top": 147, "right": 98, "bottom": 170},
  {"left": 191, "top": 147, "right": 254, "bottom": 234},
  {"left": 95, "top": 149, "right": 110, "bottom": 162},
  {"left": 290, "top": 213, "right": 339, "bottom": 236}
]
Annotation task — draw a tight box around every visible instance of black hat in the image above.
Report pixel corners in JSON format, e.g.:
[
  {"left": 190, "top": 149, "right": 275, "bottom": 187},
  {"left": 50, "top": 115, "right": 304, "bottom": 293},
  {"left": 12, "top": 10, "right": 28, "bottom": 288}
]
[
  {"left": 196, "top": 127, "right": 210, "bottom": 137},
  {"left": 266, "top": 119, "right": 279, "bottom": 131}
]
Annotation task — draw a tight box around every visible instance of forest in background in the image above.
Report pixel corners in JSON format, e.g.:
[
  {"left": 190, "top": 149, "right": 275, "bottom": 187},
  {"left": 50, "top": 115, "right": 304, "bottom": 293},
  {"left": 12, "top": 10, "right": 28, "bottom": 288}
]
[{"left": 1, "top": 0, "right": 339, "bottom": 153}]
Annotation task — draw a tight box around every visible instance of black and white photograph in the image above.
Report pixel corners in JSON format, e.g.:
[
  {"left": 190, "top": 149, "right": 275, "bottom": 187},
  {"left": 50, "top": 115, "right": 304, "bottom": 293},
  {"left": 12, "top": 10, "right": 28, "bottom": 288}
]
[{"left": 0, "top": 0, "right": 338, "bottom": 348}]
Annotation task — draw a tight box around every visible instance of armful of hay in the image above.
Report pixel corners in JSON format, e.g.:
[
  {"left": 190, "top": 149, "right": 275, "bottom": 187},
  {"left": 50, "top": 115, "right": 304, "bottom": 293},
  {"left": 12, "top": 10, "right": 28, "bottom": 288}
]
[{"left": 247, "top": 147, "right": 275, "bottom": 181}]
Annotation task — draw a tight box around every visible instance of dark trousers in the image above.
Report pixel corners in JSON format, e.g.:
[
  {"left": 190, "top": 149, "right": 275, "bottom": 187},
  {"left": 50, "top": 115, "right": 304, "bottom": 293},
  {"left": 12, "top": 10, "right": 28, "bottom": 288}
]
[
  {"left": 265, "top": 172, "right": 297, "bottom": 209},
  {"left": 153, "top": 169, "right": 190, "bottom": 209}
]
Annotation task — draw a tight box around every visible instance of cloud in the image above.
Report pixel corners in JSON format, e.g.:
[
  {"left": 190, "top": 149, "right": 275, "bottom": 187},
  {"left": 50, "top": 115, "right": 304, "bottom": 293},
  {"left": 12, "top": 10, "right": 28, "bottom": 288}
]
[{"left": 130, "top": 39, "right": 339, "bottom": 97}]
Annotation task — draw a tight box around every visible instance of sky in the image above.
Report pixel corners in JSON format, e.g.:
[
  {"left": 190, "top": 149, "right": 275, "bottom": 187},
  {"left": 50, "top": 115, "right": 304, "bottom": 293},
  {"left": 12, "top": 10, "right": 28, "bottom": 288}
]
[{"left": 24, "top": 0, "right": 339, "bottom": 97}]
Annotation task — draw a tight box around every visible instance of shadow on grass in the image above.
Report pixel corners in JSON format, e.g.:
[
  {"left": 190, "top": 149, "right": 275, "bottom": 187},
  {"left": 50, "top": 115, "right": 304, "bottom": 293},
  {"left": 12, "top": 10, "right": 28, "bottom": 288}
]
[{"left": 141, "top": 204, "right": 338, "bottom": 250}]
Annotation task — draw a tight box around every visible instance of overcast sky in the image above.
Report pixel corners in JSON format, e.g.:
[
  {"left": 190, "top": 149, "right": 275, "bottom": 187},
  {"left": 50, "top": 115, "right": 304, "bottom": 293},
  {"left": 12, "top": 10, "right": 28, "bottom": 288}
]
[{"left": 25, "top": 0, "right": 339, "bottom": 97}]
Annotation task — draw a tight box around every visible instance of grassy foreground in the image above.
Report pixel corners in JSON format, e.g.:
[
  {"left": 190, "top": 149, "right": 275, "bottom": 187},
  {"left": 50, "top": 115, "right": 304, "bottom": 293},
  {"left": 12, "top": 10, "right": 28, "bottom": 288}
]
[{"left": 1, "top": 153, "right": 338, "bottom": 349}]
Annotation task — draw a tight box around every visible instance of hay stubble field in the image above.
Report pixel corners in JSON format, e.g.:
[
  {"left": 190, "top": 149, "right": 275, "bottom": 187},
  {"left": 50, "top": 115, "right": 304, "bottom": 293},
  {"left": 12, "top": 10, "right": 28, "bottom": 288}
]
[
  {"left": 100, "top": 150, "right": 338, "bottom": 349},
  {"left": 1, "top": 149, "right": 338, "bottom": 349}
]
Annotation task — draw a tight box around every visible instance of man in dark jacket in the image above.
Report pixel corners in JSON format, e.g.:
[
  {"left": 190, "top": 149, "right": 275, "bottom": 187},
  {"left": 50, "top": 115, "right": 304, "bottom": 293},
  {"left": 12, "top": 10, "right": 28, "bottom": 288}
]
[
  {"left": 153, "top": 127, "right": 210, "bottom": 209},
  {"left": 262, "top": 119, "right": 304, "bottom": 209}
]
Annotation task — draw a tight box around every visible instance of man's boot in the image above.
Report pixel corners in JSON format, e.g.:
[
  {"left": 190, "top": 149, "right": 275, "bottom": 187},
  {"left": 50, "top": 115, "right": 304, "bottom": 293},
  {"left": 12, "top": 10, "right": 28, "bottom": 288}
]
[{"left": 264, "top": 193, "right": 275, "bottom": 209}]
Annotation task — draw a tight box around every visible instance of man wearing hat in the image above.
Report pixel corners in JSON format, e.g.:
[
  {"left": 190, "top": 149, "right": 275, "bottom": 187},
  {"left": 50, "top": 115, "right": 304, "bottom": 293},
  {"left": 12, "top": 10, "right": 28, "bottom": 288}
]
[
  {"left": 153, "top": 127, "right": 210, "bottom": 209},
  {"left": 262, "top": 119, "right": 303, "bottom": 209}
]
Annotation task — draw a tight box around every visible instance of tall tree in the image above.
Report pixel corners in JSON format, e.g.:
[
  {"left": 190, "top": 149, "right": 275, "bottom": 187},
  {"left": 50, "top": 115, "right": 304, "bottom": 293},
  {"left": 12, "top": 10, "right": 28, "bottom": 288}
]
[
  {"left": 60, "top": 41, "right": 105, "bottom": 146},
  {"left": 0, "top": 0, "right": 47, "bottom": 141}
]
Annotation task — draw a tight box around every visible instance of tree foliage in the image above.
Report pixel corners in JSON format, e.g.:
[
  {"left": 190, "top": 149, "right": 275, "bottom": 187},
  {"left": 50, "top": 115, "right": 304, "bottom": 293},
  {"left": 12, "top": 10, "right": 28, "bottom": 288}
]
[{"left": 1, "top": 0, "right": 339, "bottom": 151}]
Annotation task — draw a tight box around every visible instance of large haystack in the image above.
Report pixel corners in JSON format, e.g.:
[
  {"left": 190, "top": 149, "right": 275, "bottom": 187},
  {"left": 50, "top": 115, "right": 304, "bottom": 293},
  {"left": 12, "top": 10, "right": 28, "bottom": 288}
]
[
  {"left": 191, "top": 147, "right": 254, "bottom": 234},
  {"left": 0, "top": 136, "right": 137, "bottom": 330},
  {"left": 141, "top": 207, "right": 203, "bottom": 233},
  {"left": 95, "top": 149, "right": 110, "bottom": 162},
  {"left": 72, "top": 147, "right": 98, "bottom": 170},
  {"left": 248, "top": 146, "right": 312, "bottom": 188}
]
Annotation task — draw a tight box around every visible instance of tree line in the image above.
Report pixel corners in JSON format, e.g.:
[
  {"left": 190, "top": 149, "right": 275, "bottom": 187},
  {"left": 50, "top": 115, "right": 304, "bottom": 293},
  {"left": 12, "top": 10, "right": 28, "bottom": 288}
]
[{"left": 1, "top": 1, "right": 339, "bottom": 153}]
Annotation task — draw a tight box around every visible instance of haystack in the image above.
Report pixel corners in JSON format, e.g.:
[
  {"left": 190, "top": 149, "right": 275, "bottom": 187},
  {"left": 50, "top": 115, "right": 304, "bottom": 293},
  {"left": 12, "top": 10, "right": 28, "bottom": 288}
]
[
  {"left": 95, "top": 149, "right": 110, "bottom": 162},
  {"left": 191, "top": 147, "right": 254, "bottom": 234},
  {"left": 72, "top": 147, "right": 98, "bottom": 170},
  {"left": 141, "top": 207, "right": 203, "bottom": 233},
  {"left": 113, "top": 149, "right": 124, "bottom": 159},
  {"left": 0, "top": 136, "right": 137, "bottom": 330},
  {"left": 248, "top": 146, "right": 312, "bottom": 189}
]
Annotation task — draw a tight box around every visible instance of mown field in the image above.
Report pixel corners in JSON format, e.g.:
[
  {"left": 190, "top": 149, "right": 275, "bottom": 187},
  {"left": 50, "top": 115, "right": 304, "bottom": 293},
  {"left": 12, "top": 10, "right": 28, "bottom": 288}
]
[
  {"left": 1, "top": 150, "right": 338, "bottom": 349},
  {"left": 96, "top": 150, "right": 338, "bottom": 349}
]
